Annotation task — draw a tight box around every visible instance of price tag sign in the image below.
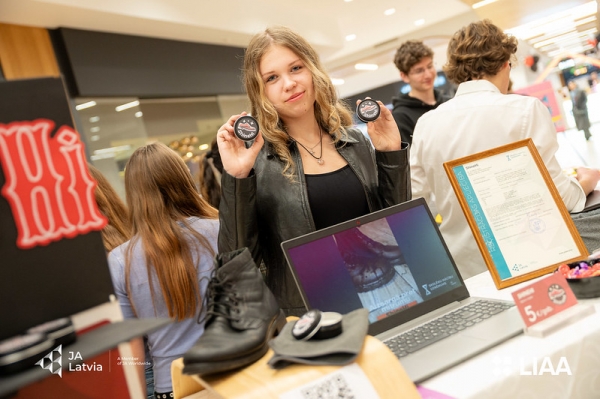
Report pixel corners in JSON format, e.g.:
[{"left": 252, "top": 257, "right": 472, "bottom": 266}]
[{"left": 511, "top": 273, "right": 578, "bottom": 328}]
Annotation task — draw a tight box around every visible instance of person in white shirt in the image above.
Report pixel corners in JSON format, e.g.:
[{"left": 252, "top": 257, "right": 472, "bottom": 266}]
[{"left": 410, "top": 19, "right": 600, "bottom": 279}]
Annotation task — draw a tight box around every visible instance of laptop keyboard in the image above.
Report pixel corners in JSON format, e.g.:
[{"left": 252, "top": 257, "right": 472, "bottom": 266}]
[{"left": 384, "top": 299, "right": 514, "bottom": 358}]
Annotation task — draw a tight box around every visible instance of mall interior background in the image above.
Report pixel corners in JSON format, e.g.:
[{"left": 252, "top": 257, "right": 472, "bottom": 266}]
[{"left": 1, "top": 0, "right": 599, "bottom": 198}]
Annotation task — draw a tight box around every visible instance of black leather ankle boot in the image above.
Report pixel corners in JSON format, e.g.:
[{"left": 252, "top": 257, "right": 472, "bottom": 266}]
[{"left": 182, "top": 247, "right": 286, "bottom": 376}]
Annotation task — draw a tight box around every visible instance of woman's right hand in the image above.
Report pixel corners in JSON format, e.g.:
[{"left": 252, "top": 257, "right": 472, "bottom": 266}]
[{"left": 216, "top": 113, "right": 264, "bottom": 179}]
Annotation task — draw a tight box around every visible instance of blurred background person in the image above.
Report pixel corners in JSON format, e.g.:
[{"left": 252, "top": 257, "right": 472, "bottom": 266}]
[
  {"left": 568, "top": 79, "right": 592, "bottom": 140},
  {"left": 108, "top": 142, "right": 219, "bottom": 398},
  {"left": 588, "top": 71, "right": 599, "bottom": 93},
  {"left": 198, "top": 138, "right": 223, "bottom": 209}
]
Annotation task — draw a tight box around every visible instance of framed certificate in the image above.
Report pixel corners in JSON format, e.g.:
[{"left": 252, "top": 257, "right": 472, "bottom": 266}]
[{"left": 443, "top": 139, "right": 588, "bottom": 289}]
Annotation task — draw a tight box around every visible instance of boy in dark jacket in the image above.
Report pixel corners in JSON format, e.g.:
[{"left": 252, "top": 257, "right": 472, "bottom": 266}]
[{"left": 392, "top": 40, "right": 448, "bottom": 145}]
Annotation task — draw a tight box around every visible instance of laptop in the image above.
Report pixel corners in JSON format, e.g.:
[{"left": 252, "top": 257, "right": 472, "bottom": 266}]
[{"left": 281, "top": 197, "right": 524, "bottom": 383}]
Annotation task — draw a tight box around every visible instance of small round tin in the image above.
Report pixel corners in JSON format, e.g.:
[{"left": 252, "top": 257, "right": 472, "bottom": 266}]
[
  {"left": 233, "top": 115, "right": 259, "bottom": 141},
  {"left": 27, "top": 317, "right": 76, "bottom": 347},
  {"left": 313, "top": 312, "right": 343, "bottom": 340},
  {"left": 0, "top": 333, "right": 54, "bottom": 375},
  {"left": 292, "top": 309, "right": 321, "bottom": 341},
  {"left": 292, "top": 309, "right": 343, "bottom": 341},
  {"left": 356, "top": 99, "right": 380, "bottom": 123}
]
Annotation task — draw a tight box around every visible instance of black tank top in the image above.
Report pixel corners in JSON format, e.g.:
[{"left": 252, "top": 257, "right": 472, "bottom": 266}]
[{"left": 305, "top": 164, "right": 369, "bottom": 230}]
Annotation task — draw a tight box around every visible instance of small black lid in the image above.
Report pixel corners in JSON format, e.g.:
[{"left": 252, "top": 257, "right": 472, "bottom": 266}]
[
  {"left": 233, "top": 115, "right": 260, "bottom": 141},
  {"left": 292, "top": 309, "right": 322, "bottom": 340},
  {"left": 356, "top": 99, "right": 380, "bottom": 122},
  {"left": 313, "top": 312, "right": 343, "bottom": 340}
]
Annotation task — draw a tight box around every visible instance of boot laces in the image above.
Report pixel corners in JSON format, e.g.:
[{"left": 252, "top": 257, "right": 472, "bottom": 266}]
[{"left": 197, "top": 272, "right": 240, "bottom": 324}]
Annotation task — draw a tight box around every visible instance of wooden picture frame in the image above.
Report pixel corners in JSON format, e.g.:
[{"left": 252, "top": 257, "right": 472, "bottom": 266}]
[{"left": 443, "top": 139, "right": 588, "bottom": 289}]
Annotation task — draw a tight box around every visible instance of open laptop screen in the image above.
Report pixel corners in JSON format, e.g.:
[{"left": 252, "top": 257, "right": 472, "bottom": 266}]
[{"left": 282, "top": 198, "right": 467, "bottom": 328}]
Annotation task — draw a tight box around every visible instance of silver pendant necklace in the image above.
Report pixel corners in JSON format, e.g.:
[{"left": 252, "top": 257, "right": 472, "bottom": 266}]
[{"left": 291, "top": 126, "right": 324, "bottom": 165}]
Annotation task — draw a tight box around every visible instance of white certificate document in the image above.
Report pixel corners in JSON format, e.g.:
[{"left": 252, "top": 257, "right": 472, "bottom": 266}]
[{"left": 451, "top": 146, "right": 579, "bottom": 280}]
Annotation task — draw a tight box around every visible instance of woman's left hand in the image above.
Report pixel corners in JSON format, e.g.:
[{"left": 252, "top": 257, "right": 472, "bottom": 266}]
[{"left": 359, "top": 99, "right": 402, "bottom": 152}]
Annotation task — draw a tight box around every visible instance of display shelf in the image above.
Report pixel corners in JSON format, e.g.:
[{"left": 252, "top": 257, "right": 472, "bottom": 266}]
[
  {"left": 0, "top": 318, "right": 170, "bottom": 397},
  {"left": 171, "top": 335, "right": 421, "bottom": 399}
]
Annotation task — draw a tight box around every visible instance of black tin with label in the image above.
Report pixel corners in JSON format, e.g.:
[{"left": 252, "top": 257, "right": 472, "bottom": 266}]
[
  {"left": 292, "top": 309, "right": 343, "bottom": 341},
  {"left": 27, "top": 317, "right": 76, "bottom": 347},
  {"left": 356, "top": 99, "right": 380, "bottom": 123},
  {"left": 0, "top": 333, "right": 54, "bottom": 375},
  {"left": 233, "top": 115, "right": 260, "bottom": 141}
]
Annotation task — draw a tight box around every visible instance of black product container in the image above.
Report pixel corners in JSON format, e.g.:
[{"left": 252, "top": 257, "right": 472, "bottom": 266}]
[
  {"left": 233, "top": 115, "right": 260, "bottom": 141},
  {"left": 0, "top": 333, "right": 54, "bottom": 375},
  {"left": 356, "top": 99, "right": 380, "bottom": 123},
  {"left": 27, "top": 317, "right": 77, "bottom": 347}
]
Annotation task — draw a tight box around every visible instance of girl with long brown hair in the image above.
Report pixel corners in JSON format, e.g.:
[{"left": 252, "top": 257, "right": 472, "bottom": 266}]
[
  {"left": 88, "top": 164, "right": 131, "bottom": 252},
  {"left": 108, "top": 142, "right": 218, "bottom": 397}
]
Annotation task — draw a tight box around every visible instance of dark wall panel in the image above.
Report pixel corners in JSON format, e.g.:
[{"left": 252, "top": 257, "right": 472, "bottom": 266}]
[{"left": 53, "top": 28, "right": 246, "bottom": 98}]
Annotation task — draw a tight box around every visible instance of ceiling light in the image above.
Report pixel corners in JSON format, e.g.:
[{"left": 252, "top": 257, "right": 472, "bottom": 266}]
[
  {"left": 199, "top": 144, "right": 209, "bottom": 150},
  {"left": 414, "top": 19, "right": 425, "bottom": 26},
  {"left": 331, "top": 78, "right": 345, "bottom": 85},
  {"left": 90, "top": 126, "right": 100, "bottom": 133},
  {"left": 346, "top": 34, "right": 356, "bottom": 42},
  {"left": 534, "top": 28, "right": 597, "bottom": 48},
  {"left": 507, "top": 1, "right": 598, "bottom": 40},
  {"left": 89, "top": 116, "right": 100, "bottom": 123},
  {"left": 115, "top": 100, "right": 140, "bottom": 112},
  {"left": 384, "top": 8, "right": 396, "bottom": 16},
  {"left": 574, "top": 15, "right": 597, "bottom": 26},
  {"left": 75, "top": 101, "right": 96, "bottom": 111},
  {"left": 529, "top": 27, "right": 576, "bottom": 44},
  {"left": 135, "top": 111, "right": 143, "bottom": 118},
  {"left": 355, "top": 63, "right": 378, "bottom": 71},
  {"left": 472, "top": 0, "right": 498, "bottom": 9},
  {"left": 90, "top": 135, "right": 100, "bottom": 142}
]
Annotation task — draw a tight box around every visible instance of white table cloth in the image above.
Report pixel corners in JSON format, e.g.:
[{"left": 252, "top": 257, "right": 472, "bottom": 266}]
[{"left": 421, "top": 271, "right": 600, "bottom": 399}]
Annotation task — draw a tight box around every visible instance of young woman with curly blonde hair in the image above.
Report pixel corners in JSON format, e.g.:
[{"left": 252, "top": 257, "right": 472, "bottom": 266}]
[{"left": 216, "top": 25, "right": 411, "bottom": 316}]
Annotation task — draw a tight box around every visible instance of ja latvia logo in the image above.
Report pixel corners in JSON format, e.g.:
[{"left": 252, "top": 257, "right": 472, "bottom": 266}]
[{"left": 36, "top": 344, "right": 63, "bottom": 378}]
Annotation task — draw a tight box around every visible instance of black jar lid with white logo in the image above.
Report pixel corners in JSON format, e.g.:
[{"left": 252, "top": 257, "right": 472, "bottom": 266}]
[
  {"left": 356, "top": 99, "right": 381, "bottom": 123},
  {"left": 233, "top": 115, "right": 260, "bottom": 141},
  {"left": 292, "top": 309, "right": 343, "bottom": 341}
]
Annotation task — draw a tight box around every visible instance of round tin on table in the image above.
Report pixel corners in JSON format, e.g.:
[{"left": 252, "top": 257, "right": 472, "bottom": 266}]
[
  {"left": 0, "top": 333, "right": 54, "bottom": 375},
  {"left": 27, "top": 317, "right": 76, "bottom": 347},
  {"left": 292, "top": 309, "right": 343, "bottom": 341},
  {"left": 356, "top": 99, "right": 380, "bottom": 123},
  {"left": 233, "top": 115, "right": 260, "bottom": 141}
]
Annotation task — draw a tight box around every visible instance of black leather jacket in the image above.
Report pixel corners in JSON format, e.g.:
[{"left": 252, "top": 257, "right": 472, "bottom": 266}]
[{"left": 218, "top": 128, "right": 411, "bottom": 316}]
